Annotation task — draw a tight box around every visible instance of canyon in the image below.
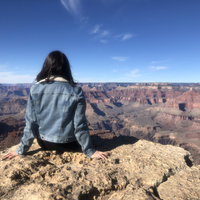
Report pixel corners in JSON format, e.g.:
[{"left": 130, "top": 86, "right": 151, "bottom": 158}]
[{"left": 1, "top": 82, "right": 200, "bottom": 165}]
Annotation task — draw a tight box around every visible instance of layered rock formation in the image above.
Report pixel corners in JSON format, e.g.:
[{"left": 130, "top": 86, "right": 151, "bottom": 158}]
[
  {"left": 145, "top": 89, "right": 200, "bottom": 165},
  {"left": 0, "top": 134, "right": 199, "bottom": 200},
  {"left": 0, "top": 84, "right": 30, "bottom": 101},
  {"left": 0, "top": 98, "right": 27, "bottom": 116},
  {"left": 0, "top": 117, "right": 25, "bottom": 150},
  {"left": 164, "top": 89, "right": 200, "bottom": 110}
]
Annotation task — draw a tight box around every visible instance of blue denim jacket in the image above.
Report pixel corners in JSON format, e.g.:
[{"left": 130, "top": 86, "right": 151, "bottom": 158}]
[{"left": 16, "top": 77, "right": 95, "bottom": 158}]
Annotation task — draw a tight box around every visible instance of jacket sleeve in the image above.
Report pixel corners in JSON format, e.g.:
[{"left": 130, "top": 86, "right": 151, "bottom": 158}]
[
  {"left": 16, "top": 93, "right": 38, "bottom": 155},
  {"left": 73, "top": 87, "right": 96, "bottom": 158}
]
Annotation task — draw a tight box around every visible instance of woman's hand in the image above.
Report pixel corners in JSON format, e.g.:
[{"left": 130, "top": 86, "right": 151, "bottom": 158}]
[
  {"left": 91, "top": 151, "right": 107, "bottom": 159},
  {"left": 2, "top": 151, "right": 18, "bottom": 160}
]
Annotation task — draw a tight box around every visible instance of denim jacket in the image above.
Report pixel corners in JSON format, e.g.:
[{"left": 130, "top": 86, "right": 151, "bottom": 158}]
[{"left": 16, "top": 76, "right": 95, "bottom": 158}]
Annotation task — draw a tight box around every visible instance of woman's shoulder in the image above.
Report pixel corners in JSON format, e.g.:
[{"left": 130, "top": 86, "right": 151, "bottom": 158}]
[
  {"left": 72, "top": 85, "right": 84, "bottom": 96},
  {"left": 30, "top": 81, "right": 84, "bottom": 97}
]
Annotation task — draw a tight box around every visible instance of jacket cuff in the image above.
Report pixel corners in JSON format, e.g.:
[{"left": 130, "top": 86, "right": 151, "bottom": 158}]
[
  {"left": 16, "top": 144, "right": 29, "bottom": 155},
  {"left": 16, "top": 146, "right": 23, "bottom": 155},
  {"left": 85, "top": 147, "right": 96, "bottom": 158}
]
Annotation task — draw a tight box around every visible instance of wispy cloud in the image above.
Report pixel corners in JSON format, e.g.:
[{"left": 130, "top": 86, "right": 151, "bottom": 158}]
[
  {"left": 151, "top": 60, "right": 170, "bottom": 64},
  {"left": 100, "top": 40, "right": 107, "bottom": 44},
  {"left": 0, "top": 64, "right": 8, "bottom": 70},
  {"left": 90, "top": 25, "right": 134, "bottom": 43},
  {"left": 60, "top": 0, "right": 82, "bottom": 17},
  {"left": 90, "top": 24, "right": 102, "bottom": 34},
  {"left": 150, "top": 66, "right": 168, "bottom": 70},
  {"left": 125, "top": 69, "right": 141, "bottom": 78},
  {"left": 113, "top": 69, "right": 117, "bottom": 72},
  {"left": 112, "top": 57, "right": 129, "bottom": 62},
  {"left": 90, "top": 24, "right": 110, "bottom": 39},
  {"left": 116, "top": 33, "right": 135, "bottom": 41},
  {"left": 122, "top": 34, "right": 133, "bottom": 41},
  {"left": 0, "top": 72, "right": 36, "bottom": 83},
  {"left": 98, "top": 30, "right": 110, "bottom": 38},
  {"left": 95, "top": 30, "right": 110, "bottom": 38}
]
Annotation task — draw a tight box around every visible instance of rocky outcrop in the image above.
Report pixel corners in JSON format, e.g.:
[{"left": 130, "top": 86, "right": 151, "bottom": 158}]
[
  {"left": 157, "top": 165, "right": 200, "bottom": 200},
  {"left": 0, "top": 134, "right": 199, "bottom": 200}
]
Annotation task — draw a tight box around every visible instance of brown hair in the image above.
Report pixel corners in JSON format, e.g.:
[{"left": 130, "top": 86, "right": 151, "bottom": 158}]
[{"left": 36, "top": 51, "right": 76, "bottom": 85}]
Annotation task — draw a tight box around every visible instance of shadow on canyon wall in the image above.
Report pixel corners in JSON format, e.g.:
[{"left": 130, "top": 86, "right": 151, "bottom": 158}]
[{"left": 90, "top": 104, "right": 106, "bottom": 116}]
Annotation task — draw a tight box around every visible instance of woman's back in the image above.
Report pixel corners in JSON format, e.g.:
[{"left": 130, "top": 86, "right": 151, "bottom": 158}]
[
  {"left": 2, "top": 51, "right": 107, "bottom": 160},
  {"left": 31, "top": 77, "right": 81, "bottom": 143}
]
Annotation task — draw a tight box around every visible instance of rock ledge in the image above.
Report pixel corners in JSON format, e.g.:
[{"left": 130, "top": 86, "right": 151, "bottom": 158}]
[{"left": 0, "top": 136, "right": 199, "bottom": 200}]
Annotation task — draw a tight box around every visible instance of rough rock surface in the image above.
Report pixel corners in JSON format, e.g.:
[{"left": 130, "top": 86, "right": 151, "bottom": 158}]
[
  {"left": 158, "top": 165, "right": 200, "bottom": 200},
  {"left": 1, "top": 134, "right": 199, "bottom": 200}
]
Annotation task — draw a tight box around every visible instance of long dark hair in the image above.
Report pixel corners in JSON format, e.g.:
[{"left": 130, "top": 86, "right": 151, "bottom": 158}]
[{"left": 36, "top": 51, "right": 76, "bottom": 85}]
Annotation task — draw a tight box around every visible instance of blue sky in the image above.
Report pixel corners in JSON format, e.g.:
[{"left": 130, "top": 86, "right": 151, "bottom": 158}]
[{"left": 0, "top": 0, "right": 200, "bottom": 83}]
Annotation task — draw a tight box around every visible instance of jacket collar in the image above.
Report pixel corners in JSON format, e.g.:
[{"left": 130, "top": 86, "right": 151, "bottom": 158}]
[{"left": 37, "top": 76, "right": 68, "bottom": 84}]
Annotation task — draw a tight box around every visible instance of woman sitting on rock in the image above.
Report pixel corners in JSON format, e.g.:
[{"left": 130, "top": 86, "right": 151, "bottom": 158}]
[{"left": 3, "top": 51, "right": 107, "bottom": 160}]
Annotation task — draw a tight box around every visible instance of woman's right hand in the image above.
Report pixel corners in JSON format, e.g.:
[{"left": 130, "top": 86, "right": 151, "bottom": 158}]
[
  {"left": 91, "top": 151, "right": 107, "bottom": 159},
  {"left": 2, "top": 151, "right": 18, "bottom": 160}
]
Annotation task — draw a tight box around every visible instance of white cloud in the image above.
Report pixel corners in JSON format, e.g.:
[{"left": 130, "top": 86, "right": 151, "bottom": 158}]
[
  {"left": 116, "top": 33, "right": 135, "bottom": 41},
  {"left": 60, "top": 0, "right": 82, "bottom": 17},
  {"left": 100, "top": 40, "right": 107, "bottom": 44},
  {"left": 112, "top": 57, "right": 129, "bottom": 62},
  {"left": 0, "top": 64, "right": 8, "bottom": 70},
  {"left": 90, "top": 24, "right": 110, "bottom": 39},
  {"left": 122, "top": 34, "right": 133, "bottom": 41},
  {"left": 90, "top": 24, "right": 102, "bottom": 34},
  {"left": 151, "top": 60, "right": 170, "bottom": 64},
  {"left": 150, "top": 66, "right": 168, "bottom": 70},
  {"left": 98, "top": 30, "right": 110, "bottom": 38},
  {"left": 0, "top": 72, "right": 36, "bottom": 83},
  {"left": 125, "top": 69, "right": 141, "bottom": 78}
]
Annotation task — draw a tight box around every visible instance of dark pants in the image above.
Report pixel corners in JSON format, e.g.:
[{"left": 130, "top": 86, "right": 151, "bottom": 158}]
[{"left": 37, "top": 138, "right": 81, "bottom": 152}]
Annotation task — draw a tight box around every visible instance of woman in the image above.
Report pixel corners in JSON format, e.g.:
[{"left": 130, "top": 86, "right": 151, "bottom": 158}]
[{"left": 3, "top": 51, "right": 107, "bottom": 160}]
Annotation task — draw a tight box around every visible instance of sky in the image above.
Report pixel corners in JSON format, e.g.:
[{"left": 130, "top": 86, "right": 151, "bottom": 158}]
[{"left": 0, "top": 0, "right": 200, "bottom": 83}]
